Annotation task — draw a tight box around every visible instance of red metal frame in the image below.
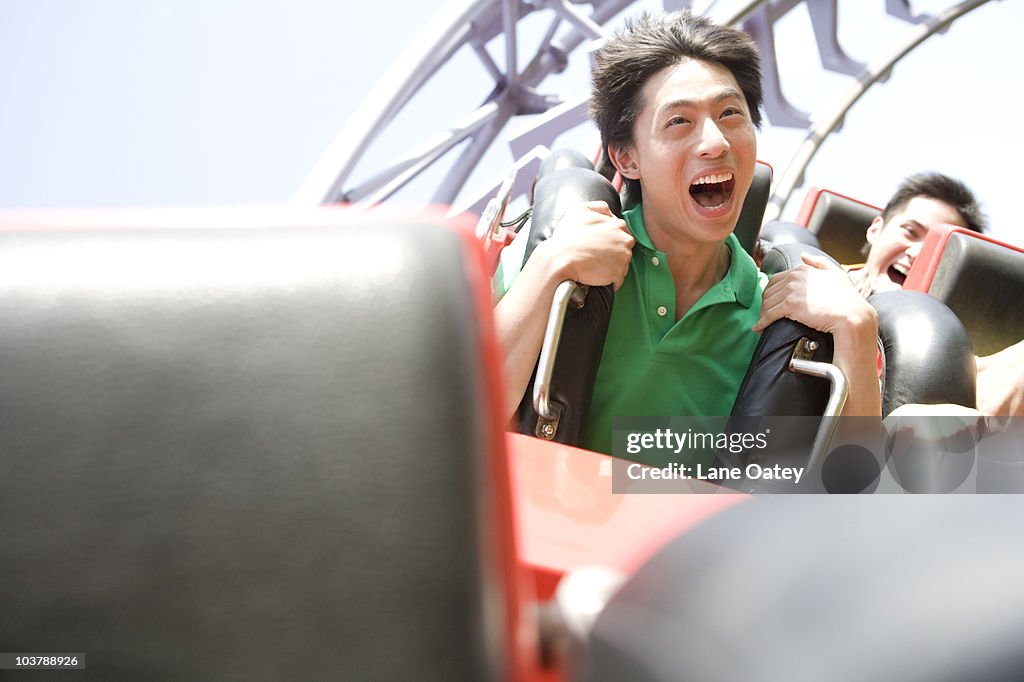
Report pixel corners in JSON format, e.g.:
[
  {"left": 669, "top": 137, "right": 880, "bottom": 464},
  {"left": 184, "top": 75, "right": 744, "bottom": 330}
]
[
  {"left": 904, "top": 223, "right": 1024, "bottom": 292},
  {"left": 794, "top": 187, "right": 881, "bottom": 228},
  {"left": 456, "top": 217, "right": 541, "bottom": 681},
  {"left": 507, "top": 434, "right": 744, "bottom": 600}
]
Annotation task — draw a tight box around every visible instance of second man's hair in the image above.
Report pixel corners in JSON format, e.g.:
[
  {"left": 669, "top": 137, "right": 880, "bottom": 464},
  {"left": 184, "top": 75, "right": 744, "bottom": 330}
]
[{"left": 882, "top": 172, "right": 987, "bottom": 233}]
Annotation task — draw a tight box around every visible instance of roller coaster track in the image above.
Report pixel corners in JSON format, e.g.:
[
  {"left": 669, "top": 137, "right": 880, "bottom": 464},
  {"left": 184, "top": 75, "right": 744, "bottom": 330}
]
[{"left": 291, "top": 0, "right": 995, "bottom": 221}]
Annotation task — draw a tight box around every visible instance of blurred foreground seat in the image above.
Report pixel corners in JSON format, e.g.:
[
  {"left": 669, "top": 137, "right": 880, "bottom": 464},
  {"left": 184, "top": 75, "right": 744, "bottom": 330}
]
[
  {"left": 0, "top": 207, "right": 529, "bottom": 680},
  {"left": 579, "top": 496, "right": 1024, "bottom": 681}
]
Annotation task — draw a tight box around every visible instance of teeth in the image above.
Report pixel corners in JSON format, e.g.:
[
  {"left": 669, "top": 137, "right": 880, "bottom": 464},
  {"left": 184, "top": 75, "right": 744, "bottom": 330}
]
[
  {"left": 892, "top": 263, "right": 909, "bottom": 275},
  {"left": 693, "top": 171, "right": 734, "bottom": 185}
]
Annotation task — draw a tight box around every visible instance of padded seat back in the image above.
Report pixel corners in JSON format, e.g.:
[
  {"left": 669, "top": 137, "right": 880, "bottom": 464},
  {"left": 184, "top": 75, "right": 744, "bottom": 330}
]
[
  {"left": 905, "top": 225, "right": 1024, "bottom": 356},
  {"left": 0, "top": 209, "right": 521, "bottom": 681},
  {"left": 733, "top": 161, "right": 773, "bottom": 257},
  {"left": 796, "top": 188, "right": 880, "bottom": 264}
]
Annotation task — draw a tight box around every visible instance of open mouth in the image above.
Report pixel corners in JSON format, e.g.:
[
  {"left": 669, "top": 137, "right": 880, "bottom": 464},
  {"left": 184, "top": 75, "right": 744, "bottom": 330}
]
[
  {"left": 689, "top": 172, "right": 736, "bottom": 210},
  {"left": 888, "top": 263, "right": 909, "bottom": 287}
]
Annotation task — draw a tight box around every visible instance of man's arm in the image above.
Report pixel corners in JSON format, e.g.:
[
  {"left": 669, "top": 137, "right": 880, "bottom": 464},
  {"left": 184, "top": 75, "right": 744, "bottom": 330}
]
[
  {"left": 494, "top": 201, "right": 634, "bottom": 422},
  {"left": 976, "top": 339, "right": 1024, "bottom": 417},
  {"left": 753, "top": 252, "right": 882, "bottom": 417}
]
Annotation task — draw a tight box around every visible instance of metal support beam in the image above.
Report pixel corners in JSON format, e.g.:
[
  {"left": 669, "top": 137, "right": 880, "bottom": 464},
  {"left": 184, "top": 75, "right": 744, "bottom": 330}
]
[{"left": 765, "top": 0, "right": 993, "bottom": 222}]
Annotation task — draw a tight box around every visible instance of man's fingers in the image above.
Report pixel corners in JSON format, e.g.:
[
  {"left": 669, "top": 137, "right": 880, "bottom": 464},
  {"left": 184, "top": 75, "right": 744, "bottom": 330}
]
[
  {"left": 751, "top": 313, "right": 773, "bottom": 333},
  {"left": 583, "top": 200, "right": 614, "bottom": 217},
  {"left": 801, "top": 251, "right": 837, "bottom": 271},
  {"left": 611, "top": 272, "right": 626, "bottom": 292},
  {"left": 758, "top": 287, "right": 787, "bottom": 314},
  {"left": 760, "top": 271, "right": 799, "bottom": 309},
  {"left": 752, "top": 299, "right": 786, "bottom": 332}
]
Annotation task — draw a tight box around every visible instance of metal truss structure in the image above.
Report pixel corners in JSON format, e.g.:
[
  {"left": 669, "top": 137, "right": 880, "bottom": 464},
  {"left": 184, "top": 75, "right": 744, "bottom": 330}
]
[{"left": 292, "top": 0, "right": 995, "bottom": 221}]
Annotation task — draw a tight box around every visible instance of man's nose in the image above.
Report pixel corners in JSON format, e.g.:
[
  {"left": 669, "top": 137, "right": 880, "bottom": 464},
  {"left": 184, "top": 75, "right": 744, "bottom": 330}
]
[
  {"left": 907, "top": 239, "right": 924, "bottom": 261},
  {"left": 697, "top": 118, "right": 729, "bottom": 157}
]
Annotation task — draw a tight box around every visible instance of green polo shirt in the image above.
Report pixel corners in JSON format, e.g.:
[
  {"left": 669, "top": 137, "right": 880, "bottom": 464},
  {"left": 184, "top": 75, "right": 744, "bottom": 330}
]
[{"left": 496, "top": 204, "right": 767, "bottom": 463}]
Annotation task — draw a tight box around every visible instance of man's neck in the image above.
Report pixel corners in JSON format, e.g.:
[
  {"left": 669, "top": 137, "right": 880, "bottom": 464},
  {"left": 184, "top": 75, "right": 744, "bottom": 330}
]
[
  {"left": 845, "top": 265, "right": 873, "bottom": 297},
  {"left": 645, "top": 219, "right": 732, "bottom": 320},
  {"left": 668, "top": 242, "right": 731, "bottom": 320}
]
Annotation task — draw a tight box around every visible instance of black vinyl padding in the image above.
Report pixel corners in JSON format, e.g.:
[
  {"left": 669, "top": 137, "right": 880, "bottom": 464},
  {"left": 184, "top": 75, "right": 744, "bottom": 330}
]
[
  {"left": 871, "top": 290, "right": 976, "bottom": 416},
  {"left": 805, "top": 191, "right": 879, "bottom": 264},
  {"left": 578, "top": 496, "right": 1024, "bottom": 682},
  {"left": 719, "top": 244, "right": 835, "bottom": 468},
  {"left": 522, "top": 167, "right": 621, "bottom": 267},
  {"left": 0, "top": 223, "right": 502, "bottom": 680},
  {"left": 732, "top": 162, "right": 773, "bottom": 258},
  {"left": 759, "top": 219, "right": 822, "bottom": 250},
  {"left": 538, "top": 148, "right": 594, "bottom": 178},
  {"left": 926, "top": 232, "right": 1024, "bottom": 357},
  {"left": 518, "top": 167, "right": 619, "bottom": 444},
  {"left": 531, "top": 149, "right": 596, "bottom": 203}
]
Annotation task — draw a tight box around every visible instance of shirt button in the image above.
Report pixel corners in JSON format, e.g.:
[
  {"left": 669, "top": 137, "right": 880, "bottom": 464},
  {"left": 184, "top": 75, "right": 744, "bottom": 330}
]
[
  {"left": 657, "top": 305, "right": 668, "bottom": 317},
  {"left": 651, "top": 256, "right": 660, "bottom": 266}
]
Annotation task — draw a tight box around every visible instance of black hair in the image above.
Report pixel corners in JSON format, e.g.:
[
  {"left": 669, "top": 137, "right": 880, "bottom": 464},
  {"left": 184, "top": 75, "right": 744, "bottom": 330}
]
[
  {"left": 882, "top": 172, "right": 987, "bottom": 233},
  {"left": 589, "top": 11, "right": 763, "bottom": 203}
]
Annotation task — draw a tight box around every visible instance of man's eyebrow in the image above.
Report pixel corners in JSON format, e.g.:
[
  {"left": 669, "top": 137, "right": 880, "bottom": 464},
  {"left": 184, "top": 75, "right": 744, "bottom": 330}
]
[{"left": 656, "top": 89, "right": 745, "bottom": 116}]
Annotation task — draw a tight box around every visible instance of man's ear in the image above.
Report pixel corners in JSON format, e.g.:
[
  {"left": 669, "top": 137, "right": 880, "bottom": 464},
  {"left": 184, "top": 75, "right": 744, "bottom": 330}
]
[
  {"left": 608, "top": 144, "right": 640, "bottom": 180},
  {"left": 866, "top": 215, "right": 885, "bottom": 245}
]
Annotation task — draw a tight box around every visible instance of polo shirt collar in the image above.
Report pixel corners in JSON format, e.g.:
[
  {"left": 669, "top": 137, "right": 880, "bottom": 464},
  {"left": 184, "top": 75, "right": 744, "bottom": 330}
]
[
  {"left": 624, "top": 204, "right": 656, "bottom": 251},
  {"left": 623, "top": 204, "right": 759, "bottom": 309}
]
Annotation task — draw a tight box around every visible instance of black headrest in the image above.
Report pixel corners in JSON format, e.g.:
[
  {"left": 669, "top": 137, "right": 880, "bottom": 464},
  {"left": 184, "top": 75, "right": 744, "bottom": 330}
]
[
  {"left": 759, "top": 219, "right": 821, "bottom": 250},
  {"left": 804, "top": 190, "right": 880, "bottom": 264},
  {"left": 539, "top": 149, "right": 594, "bottom": 177},
  {"left": 0, "top": 215, "right": 510, "bottom": 680},
  {"left": 732, "top": 162, "right": 773, "bottom": 258}
]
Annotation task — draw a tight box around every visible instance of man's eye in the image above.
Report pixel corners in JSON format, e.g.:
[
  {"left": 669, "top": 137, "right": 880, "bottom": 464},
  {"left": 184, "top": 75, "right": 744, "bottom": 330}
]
[
  {"left": 721, "top": 107, "right": 743, "bottom": 118},
  {"left": 667, "top": 116, "right": 688, "bottom": 127}
]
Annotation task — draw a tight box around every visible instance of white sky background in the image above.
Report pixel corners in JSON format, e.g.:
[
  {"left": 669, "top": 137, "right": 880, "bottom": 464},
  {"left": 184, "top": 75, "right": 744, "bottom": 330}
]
[{"left": 0, "top": 0, "right": 1021, "bottom": 245}]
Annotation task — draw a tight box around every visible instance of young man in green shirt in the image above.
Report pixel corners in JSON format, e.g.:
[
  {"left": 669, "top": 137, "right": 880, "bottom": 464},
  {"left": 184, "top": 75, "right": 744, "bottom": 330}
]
[{"left": 495, "top": 11, "right": 881, "bottom": 456}]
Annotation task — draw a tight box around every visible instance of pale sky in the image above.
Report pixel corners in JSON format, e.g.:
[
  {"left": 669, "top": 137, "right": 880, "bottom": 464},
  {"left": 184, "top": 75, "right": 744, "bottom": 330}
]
[{"left": 1, "top": 0, "right": 1021, "bottom": 245}]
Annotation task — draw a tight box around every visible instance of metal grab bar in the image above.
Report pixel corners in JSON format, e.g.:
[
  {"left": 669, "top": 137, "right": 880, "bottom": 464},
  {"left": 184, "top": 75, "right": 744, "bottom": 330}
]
[
  {"left": 789, "top": 351, "right": 849, "bottom": 470},
  {"left": 532, "top": 279, "right": 589, "bottom": 438}
]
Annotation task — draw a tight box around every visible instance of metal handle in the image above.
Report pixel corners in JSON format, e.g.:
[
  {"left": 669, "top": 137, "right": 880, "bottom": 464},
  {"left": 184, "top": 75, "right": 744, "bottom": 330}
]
[
  {"left": 534, "top": 280, "right": 580, "bottom": 424},
  {"left": 789, "top": 352, "right": 849, "bottom": 470},
  {"left": 474, "top": 168, "right": 516, "bottom": 244}
]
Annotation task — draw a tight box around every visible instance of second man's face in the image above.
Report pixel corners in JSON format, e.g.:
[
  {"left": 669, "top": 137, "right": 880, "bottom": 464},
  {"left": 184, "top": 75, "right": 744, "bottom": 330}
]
[
  {"left": 615, "top": 58, "right": 757, "bottom": 246},
  {"left": 861, "top": 196, "right": 968, "bottom": 295}
]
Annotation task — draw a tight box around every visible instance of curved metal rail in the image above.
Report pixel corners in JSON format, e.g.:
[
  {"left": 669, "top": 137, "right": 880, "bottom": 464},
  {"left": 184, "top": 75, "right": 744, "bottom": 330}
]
[
  {"left": 764, "top": 0, "right": 994, "bottom": 221},
  {"left": 294, "top": 0, "right": 997, "bottom": 220}
]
